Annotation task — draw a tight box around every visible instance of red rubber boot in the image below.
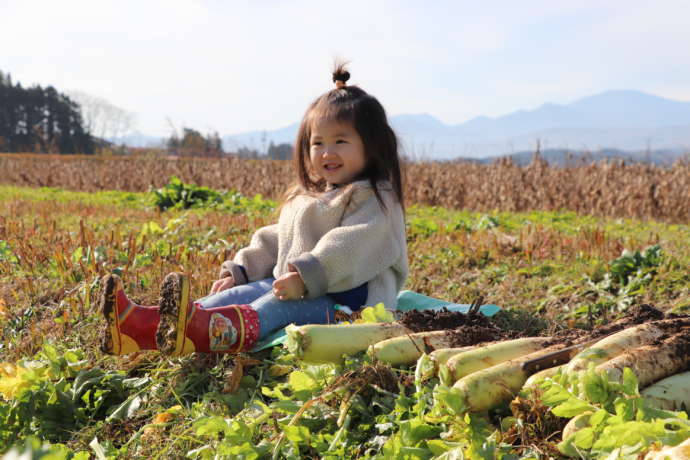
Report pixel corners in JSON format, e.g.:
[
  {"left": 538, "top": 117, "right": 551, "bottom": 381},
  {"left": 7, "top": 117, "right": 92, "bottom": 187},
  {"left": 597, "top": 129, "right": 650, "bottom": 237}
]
[
  {"left": 156, "top": 272, "right": 260, "bottom": 356},
  {"left": 99, "top": 274, "right": 159, "bottom": 354}
]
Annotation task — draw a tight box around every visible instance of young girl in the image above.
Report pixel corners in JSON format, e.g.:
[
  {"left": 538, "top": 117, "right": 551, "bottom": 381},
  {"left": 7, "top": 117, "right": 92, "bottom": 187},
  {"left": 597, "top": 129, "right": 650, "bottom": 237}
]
[{"left": 100, "top": 65, "right": 408, "bottom": 356}]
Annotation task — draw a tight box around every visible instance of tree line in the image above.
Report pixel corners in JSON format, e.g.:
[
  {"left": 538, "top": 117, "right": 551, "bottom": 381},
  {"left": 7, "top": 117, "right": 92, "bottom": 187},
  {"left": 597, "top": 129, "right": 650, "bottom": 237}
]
[
  {"left": 0, "top": 70, "right": 94, "bottom": 153},
  {"left": 166, "top": 128, "right": 292, "bottom": 159},
  {"left": 0, "top": 70, "right": 294, "bottom": 158}
]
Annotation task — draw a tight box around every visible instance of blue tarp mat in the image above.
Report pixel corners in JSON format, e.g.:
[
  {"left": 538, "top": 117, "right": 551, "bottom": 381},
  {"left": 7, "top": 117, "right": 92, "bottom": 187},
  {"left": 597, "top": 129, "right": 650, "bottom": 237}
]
[{"left": 252, "top": 290, "right": 501, "bottom": 352}]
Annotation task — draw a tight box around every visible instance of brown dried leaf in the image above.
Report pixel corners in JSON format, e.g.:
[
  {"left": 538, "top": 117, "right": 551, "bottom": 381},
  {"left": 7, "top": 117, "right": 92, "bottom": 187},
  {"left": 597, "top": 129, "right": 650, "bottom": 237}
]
[
  {"left": 223, "top": 358, "right": 244, "bottom": 394},
  {"left": 238, "top": 357, "right": 262, "bottom": 367},
  {"left": 268, "top": 364, "right": 292, "bottom": 377}
]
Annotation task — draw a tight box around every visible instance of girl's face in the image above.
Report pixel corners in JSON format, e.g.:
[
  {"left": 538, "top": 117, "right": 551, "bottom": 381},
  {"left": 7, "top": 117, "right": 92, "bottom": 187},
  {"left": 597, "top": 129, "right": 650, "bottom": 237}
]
[{"left": 309, "top": 119, "right": 367, "bottom": 186}]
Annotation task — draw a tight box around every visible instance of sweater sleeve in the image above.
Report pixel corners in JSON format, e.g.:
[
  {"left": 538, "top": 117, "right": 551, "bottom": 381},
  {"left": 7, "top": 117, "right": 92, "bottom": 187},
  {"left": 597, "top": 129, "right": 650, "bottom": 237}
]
[
  {"left": 288, "top": 189, "right": 404, "bottom": 298},
  {"left": 220, "top": 223, "right": 279, "bottom": 284}
]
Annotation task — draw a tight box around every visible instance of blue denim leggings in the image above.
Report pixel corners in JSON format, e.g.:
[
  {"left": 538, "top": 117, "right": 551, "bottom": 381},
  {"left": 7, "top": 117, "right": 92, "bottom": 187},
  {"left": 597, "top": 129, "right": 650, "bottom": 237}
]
[{"left": 195, "top": 278, "right": 337, "bottom": 340}]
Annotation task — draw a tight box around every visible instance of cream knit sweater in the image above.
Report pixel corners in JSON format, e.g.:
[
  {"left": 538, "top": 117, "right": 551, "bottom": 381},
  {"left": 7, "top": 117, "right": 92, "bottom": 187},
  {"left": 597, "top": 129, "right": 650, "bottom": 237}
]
[{"left": 219, "top": 180, "right": 408, "bottom": 309}]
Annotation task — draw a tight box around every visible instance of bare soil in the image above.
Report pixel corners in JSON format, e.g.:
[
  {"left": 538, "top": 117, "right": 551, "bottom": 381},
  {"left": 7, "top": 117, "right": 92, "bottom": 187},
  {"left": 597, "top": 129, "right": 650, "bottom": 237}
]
[
  {"left": 400, "top": 308, "right": 508, "bottom": 345},
  {"left": 439, "top": 326, "right": 506, "bottom": 347},
  {"left": 399, "top": 304, "right": 688, "bottom": 350},
  {"left": 400, "top": 307, "right": 494, "bottom": 332}
]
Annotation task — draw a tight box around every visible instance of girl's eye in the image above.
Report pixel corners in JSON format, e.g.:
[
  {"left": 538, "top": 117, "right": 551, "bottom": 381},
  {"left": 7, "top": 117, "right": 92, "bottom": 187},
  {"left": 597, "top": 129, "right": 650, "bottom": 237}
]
[
  {"left": 336, "top": 140, "right": 347, "bottom": 144},
  {"left": 311, "top": 141, "right": 322, "bottom": 146}
]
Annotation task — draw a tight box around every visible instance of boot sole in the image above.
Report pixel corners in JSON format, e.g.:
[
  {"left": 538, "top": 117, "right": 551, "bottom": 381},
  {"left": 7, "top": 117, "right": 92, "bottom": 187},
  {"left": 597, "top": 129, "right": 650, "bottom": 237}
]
[
  {"left": 157, "top": 272, "right": 189, "bottom": 355},
  {"left": 99, "top": 274, "right": 120, "bottom": 354}
]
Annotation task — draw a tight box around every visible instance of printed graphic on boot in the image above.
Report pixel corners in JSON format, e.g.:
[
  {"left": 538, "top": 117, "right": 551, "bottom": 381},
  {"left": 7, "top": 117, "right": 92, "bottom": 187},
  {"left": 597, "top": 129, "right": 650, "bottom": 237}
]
[{"left": 209, "top": 313, "right": 238, "bottom": 351}]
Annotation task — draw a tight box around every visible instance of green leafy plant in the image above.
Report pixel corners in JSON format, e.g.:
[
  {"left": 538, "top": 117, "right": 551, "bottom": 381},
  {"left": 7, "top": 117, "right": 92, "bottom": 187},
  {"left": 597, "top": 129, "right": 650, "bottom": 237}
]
[
  {"left": 407, "top": 216, "right": 440, "bottom": 238},
  {"left": 474, "top": 215, "right": 500, "bottom": 230},
  {"left": 0, "top": 240, "right": 18, "bottom": 264},
  {"left": 575, "top": 245, "right": 665, "bottom": 321},
  {"left": 151, "top": 176, "right": 276, "bottom": 214},
  {"left": 1, "top": 436, "right": 89, "bottom": 459},
  {"left": 609, "top": 245, "right": 663, "bottom": 286},
  {"left": 0, "top": 344, "right": 150, "bottom": 447},
  {"left": 532, "top": 367, "right": 690, "bottom": 459},
  {"left": 152, "top": 176, "right": 223, "bottom": 211}
]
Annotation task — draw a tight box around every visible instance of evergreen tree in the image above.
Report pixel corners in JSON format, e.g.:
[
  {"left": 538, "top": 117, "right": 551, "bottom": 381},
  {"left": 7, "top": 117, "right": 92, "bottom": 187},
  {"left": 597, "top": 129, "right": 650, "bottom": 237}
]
[{"left": 0, "top": 70, "right": 94, "bottom": 153}]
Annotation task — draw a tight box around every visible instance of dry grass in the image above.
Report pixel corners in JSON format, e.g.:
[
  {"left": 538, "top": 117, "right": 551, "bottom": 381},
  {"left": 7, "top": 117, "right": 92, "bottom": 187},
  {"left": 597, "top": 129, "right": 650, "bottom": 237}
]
[{"left": 1, "top": 153, "right": 689, "bottom": 222}]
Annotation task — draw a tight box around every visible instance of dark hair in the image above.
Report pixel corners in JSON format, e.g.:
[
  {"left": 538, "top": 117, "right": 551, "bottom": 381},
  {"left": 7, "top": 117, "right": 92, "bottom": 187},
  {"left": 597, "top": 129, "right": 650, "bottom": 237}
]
[{"left": 289, "top": 63, "right": 404, "bottom": 211}]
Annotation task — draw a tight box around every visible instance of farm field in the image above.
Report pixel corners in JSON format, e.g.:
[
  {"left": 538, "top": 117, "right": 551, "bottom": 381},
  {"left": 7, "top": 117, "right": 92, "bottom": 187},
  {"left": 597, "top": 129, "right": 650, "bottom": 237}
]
[
  {"left": 2, "top": 153, "right": 690, "bottom": 222},
  {"left": 1, "top": 170, "right": 690, "bottom": 458}
]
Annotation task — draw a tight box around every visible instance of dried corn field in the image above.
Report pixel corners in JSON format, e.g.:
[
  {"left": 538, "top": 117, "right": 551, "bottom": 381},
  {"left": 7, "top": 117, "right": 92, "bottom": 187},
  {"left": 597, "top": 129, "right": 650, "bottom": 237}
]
[{"left": 1, "top": 153, "right": 689, "bottom": 222}]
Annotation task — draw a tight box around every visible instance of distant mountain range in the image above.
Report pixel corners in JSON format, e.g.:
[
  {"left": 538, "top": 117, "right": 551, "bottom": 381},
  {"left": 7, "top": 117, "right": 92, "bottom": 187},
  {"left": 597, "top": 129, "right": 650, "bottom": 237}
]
[
  {"left": 459, "top": 148, "right": 688, "bottom": 166},
  {"left": 114, "top": 90, "right": 690, "bottom": 161}
]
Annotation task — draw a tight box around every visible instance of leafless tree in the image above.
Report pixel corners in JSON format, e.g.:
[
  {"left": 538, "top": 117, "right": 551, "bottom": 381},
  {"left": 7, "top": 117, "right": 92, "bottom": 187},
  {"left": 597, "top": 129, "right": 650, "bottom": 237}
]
[{"left": 66, "top": 90, "right": 136, "bottom": 140}]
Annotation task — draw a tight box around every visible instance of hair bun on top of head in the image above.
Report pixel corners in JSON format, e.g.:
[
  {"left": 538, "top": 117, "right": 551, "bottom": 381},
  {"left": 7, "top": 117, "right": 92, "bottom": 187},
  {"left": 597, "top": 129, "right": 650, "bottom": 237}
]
[{"left": 332, "top": 64, "right": 350, "bottom": 89}]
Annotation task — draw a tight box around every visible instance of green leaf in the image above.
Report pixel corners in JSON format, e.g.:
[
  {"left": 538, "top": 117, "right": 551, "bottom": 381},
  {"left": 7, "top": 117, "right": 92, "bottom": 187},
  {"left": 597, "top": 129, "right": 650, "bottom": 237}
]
[
  {"left": 399, "top": 446, "right": 434, "bottom": 458},
  {"left": 552, "top": 398, "right": 595, "bottom": 418},
  {"left": 359, "top": 303, "right": 395, "bottom": 323},
  {"left": 589, "top": 409, "right": 610, "bottom": 429},
  {"left": 613, "top": 398, "right": 636, "bottom": 422},
  {"left": 576, "top": 347, "right": 608, "bottom": 361},
  {"left": 571, "top": 427, "right": 595, "bottom": 449},
  {"left": 621, "top": 368, "right": 639, "bottom": 396},
  {"left": 438, "top": 365, "right": 454, "bottom": 387},
  {"left": 223, "top": 420, "right": 254, "bottom": 445},
  {"left": 434, "top": 386, "right": 467, "bottom": 415},
  {"left": 399, "top": 418, "right": 443, "bottom": 445},
  {"left": 284, "top": 424, "right": 311, "bottom": 445},
  {"left": 288, "top": 371, "right": 318, "bottom": 393},
  {"left": 592, "top": 421, "right": 648, "bottom": 450},
  {"left": 71, "top": 247, "right": 84, "bottom": 264},
  {"left": 0, "top": 240, "right": 19, "bottom": 263},
  {"left": 106, "top": 392, "right": 143, "bottom": 422},
  {"left": 72, "top": 369, "right": 108, "bottom": 399},
  {"left": 261, "top": 384, "right": 291, "bottom": 400},
  {"left": 194, "top": 416, "right": 230, "bottom": 436},
  {"left": 582, "top": 370, "right": 610, "bottom": 404},
  {"left": 426, "top": 440, "right": 463, "bottom": 456},
  {"left": 557, "top": 437, "right": 579, "bottom": 457},
  {"left": 539, "top": 382, "right": 572, "bottom": 406},
  {"left": 122, "top": 376, "right": 151, "bottom": 390},
  {"left": 301, "top": 363, "right": 336, "bottom": 386},
  {"left": 287, "top": 371, "right": 321, "bottom": 401},
  {"left": 220, "top": 443, "right": 261, "bottom": 460},
  {"left": 272, "top": 399, "right": 301, "bottom": 413}
]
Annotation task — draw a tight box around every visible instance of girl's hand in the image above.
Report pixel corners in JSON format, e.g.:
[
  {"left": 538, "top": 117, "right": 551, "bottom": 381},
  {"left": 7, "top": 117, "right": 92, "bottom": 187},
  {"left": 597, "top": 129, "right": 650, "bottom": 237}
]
[
  {"left": 272, "top": 272, "right": 306, "bottom": 301},
  {"left": 211, "top": 275, "right": 235, "bottom": 294}
]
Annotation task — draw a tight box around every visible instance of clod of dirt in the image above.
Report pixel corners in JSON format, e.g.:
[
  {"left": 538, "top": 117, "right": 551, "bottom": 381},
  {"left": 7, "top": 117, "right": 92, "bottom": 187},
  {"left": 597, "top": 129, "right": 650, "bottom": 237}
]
[
  {"left": 624, "top": 304, "right": 666, "bottom": 324},
  {"left": 491, "top": 309, "right": 549, "bottom": 338},
  {"left": 444, "top": 325, "right": 505, "bottom": 347},
  {"left": 399, "top": 303, "right": 685, "bottom": 353},
  {"left": 582, "top": 304, "right": 670, "bottom": 340},
  {"left": 400, "top": 307, "right": 493, "bottom": 332}
]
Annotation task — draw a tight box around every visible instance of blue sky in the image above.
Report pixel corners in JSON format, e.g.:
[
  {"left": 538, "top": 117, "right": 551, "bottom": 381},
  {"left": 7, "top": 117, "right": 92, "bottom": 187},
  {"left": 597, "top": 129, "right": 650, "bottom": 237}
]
[{"left": 2, "top": 0, "right": 689, "bottom": 137}]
